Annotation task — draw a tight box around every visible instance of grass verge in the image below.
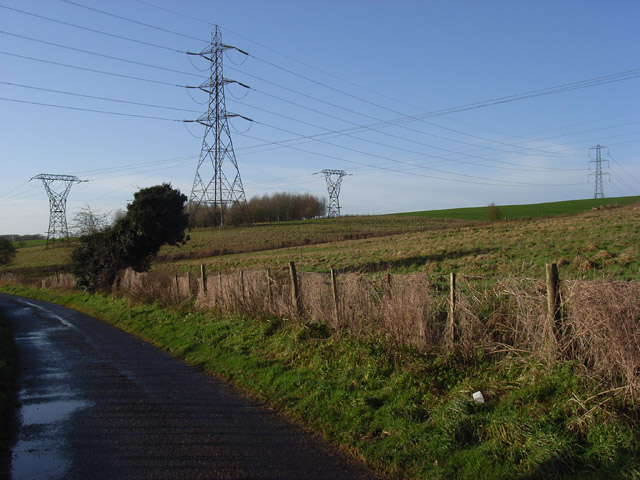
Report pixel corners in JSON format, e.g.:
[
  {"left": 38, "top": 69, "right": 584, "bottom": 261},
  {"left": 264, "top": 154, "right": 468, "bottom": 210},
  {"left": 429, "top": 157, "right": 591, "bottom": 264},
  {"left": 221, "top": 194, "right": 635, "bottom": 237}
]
[
  {"left": 1, "top": 285, "right": 638, "bottom": 479},
  {"left": 0, "top": 311, "right": 16, "bottom": 478}
]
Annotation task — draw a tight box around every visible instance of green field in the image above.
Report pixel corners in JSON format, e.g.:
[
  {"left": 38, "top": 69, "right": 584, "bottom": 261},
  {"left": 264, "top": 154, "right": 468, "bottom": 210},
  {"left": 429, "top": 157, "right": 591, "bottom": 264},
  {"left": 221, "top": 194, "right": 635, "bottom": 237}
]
[{"left": 399, "top": 195, "right": 640, "bottom": 221}]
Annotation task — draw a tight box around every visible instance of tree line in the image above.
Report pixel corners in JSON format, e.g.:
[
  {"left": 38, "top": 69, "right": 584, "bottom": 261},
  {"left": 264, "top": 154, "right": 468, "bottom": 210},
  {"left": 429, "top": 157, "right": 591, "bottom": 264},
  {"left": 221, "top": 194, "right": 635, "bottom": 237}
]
[{"left": 190, "top": 192, "right": 326, "bottom": 227}]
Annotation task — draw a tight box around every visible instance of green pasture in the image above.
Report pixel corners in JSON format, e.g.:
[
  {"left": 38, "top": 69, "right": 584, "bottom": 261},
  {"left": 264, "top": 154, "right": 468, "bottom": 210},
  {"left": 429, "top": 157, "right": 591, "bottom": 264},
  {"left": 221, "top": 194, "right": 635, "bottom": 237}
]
[{"left": 399, "top": 195, "right": 640, "bottom": 221}]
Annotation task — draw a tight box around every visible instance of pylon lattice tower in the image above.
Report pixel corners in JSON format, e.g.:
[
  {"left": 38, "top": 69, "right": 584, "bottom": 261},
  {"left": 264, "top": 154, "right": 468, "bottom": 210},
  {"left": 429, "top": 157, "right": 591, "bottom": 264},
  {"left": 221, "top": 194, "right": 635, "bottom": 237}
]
[
  {"left": 319, "top": 169, "right": 348, "bottom": 217},
  {"left": 186, "top": 26, "right": 250, "bottom": 227},
  {"left": 31, "top": 174, "right": 84, "bottom": 248},
  {"left": 589, "top": 144, "right": 609, "bottom": 199}
]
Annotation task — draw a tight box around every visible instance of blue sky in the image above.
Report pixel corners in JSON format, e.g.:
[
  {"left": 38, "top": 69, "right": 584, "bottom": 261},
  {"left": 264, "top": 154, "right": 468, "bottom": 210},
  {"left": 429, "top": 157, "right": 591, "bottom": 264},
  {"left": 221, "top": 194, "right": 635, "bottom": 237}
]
[{"left": 1, "top": 0, "right": 639, "bottom": 235}]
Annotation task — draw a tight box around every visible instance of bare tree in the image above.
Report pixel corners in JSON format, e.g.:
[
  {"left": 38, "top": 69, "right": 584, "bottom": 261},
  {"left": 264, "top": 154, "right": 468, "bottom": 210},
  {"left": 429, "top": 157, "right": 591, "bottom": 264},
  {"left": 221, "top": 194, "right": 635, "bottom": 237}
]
[{"left": 70, "top": 206, "right": 111, "bottom": 237}]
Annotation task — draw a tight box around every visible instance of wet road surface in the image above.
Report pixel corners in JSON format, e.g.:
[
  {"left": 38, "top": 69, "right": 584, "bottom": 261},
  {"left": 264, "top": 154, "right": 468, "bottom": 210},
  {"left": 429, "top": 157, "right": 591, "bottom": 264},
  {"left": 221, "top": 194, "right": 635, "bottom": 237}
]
[{"left": 0, "top": 294, "right": 379, "bottom": 479}]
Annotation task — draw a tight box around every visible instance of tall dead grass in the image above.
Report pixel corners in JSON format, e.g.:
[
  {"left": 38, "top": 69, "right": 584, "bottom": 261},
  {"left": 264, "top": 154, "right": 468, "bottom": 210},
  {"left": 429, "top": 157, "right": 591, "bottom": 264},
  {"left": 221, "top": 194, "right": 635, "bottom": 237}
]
[{"left": 563, "top": 280, "right": 640, "bottom": 395}]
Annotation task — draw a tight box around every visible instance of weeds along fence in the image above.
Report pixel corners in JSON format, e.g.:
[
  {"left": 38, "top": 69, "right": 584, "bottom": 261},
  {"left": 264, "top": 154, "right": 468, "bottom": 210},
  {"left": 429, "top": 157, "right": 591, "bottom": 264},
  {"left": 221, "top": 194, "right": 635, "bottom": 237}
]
[{"left": 6, "top": 263, "right": 639, "bottom": 398}]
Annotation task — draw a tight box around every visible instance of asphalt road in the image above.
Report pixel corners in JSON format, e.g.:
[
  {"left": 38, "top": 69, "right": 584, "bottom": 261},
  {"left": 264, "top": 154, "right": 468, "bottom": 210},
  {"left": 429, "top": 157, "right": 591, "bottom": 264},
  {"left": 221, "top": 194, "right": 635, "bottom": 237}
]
[{"left": 1, "top": 293, "right": 379, "bottom": 480}]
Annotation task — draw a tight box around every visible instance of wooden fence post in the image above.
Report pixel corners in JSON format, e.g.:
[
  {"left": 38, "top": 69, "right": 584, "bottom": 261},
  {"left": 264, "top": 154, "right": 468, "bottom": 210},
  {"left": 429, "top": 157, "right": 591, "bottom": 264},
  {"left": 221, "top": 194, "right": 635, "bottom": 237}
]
[
  {"left": 447, "top": 272, "right": 456, "bottom": 349},
  {"left": 385, "top": 272, "right": 392, "bottom": 299},
  {"left": 218, "top": 272, "right": 223, "bottom": 298},
  {"left": 330, "top": 268, "right": 339, "bottom": 326},
  {"left": 174, "top": 275, "right": 179, "bottom": 297},
  {"left": 200, "top": 265, "right": 207, "bottom": 293},
  {"left": 289, "top": 261, "right": 302, "bottom": 317},
  {"left": 266, "top": 268, "right": 273, "bottom": 304},
  {"left": 546, "top": 263, "right": 561, "bottom": 333},
  {"left": 240, "top": 270, "right": 246, "bottom": 302}
]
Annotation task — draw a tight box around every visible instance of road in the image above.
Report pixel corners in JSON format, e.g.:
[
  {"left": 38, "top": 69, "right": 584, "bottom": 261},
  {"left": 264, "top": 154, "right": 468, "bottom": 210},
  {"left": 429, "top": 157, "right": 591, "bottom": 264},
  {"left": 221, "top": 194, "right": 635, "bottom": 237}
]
[{"left": 0, "top": 294, "right": 379, "bottom": 479}]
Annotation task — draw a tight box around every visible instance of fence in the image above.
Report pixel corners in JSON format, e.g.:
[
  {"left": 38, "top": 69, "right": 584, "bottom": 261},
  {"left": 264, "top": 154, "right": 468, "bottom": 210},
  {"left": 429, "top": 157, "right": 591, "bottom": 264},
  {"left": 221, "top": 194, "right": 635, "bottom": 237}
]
[{"left": 5, "top": 262, "right": 639, "bottom": 398}]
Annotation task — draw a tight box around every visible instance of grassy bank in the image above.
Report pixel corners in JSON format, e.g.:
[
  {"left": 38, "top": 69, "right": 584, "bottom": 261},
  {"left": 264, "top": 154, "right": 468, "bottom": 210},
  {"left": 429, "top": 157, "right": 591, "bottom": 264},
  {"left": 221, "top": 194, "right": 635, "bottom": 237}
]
[
  {"left": 2, "top": 285, "right": 638, "bottom": 479},
  {"left": 0, "top": 311, "right": 16, "bottom": 478}
]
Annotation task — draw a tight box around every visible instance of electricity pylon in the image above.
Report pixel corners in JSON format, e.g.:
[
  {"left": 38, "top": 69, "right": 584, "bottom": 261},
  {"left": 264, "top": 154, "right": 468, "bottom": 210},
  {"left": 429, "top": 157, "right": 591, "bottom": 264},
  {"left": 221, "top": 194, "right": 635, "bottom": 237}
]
[
  {"left": 589, "top": 144, "right": 609, "bottom": 199},
  {"left": 186, "top": 25, "right": 251, "bottom": 227},
  {"left": 317, "top": 169, "right": 349, "bottom": 217},
  {"left": 31, "top": 174, "right": 84, "bottom": 248}
]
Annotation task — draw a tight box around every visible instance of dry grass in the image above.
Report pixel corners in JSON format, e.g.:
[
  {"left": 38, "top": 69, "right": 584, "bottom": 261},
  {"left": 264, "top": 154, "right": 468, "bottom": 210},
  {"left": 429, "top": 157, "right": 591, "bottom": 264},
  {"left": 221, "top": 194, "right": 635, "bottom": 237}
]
[{"left": 562, "top": 280, "right": 640, "bottom": 396}]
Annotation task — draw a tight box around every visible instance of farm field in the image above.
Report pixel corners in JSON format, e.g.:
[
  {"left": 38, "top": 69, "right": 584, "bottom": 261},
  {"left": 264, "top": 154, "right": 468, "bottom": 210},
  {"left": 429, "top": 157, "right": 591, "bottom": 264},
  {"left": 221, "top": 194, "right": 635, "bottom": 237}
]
[
  {"left": 2, "top": 196, "right": 639, "bottom": 281},
  {"left": 156, "top": 201, "right": 640, "bottom": 281}
]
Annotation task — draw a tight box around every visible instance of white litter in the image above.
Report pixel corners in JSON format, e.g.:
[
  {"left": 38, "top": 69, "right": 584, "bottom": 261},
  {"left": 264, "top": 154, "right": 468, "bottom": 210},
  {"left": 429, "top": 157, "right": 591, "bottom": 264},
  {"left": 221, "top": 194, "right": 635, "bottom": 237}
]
[{"left": 472, "top": 391, "right": 485, "bottom": 404}]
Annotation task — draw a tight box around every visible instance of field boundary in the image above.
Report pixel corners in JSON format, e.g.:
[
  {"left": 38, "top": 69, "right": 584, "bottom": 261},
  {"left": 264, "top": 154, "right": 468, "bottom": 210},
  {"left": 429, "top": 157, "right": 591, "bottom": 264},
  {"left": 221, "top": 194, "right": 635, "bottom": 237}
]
[{"left": 11, "top": 262, "right": 639, "bottom": 401}]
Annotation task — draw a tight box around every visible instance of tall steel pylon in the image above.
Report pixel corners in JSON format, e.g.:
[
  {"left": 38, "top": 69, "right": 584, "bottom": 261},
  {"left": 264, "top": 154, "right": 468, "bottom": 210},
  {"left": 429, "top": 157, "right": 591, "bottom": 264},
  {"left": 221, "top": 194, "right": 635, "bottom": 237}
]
[
  {"left": 318, "top": 169, "right": 349, "bottom": 217},
  {"left": 31, "top": 173, "right": 84, "bottom": 248},
  {"left": 186, "top": 26, "right": 251, "bottom": 227},
  {"left": 589, "top": 144, "right": 609, "bottom": 199}
]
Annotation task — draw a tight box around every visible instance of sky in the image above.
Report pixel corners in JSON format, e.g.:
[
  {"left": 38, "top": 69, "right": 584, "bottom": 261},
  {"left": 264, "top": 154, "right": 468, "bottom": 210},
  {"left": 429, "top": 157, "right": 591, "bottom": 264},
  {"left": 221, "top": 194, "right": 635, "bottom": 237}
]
[{"left": 1, "top": 0, "right": 639, "bottom": 235}]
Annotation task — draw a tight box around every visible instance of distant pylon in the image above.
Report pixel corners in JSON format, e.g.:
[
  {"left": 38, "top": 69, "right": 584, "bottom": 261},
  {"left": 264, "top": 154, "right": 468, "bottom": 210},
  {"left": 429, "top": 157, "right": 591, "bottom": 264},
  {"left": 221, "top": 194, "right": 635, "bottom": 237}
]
[
  {"left": 589, "top": 144, "right": 610, "bottom": 199},
  {"left": 186, "top": 25, "right": 251, "bottom": 227},
  {"left": 31, "top": 174, "right": 84, "bottom": 248},
  {"left": 318, "top": 169, "right": 349, "bottom": 217}
]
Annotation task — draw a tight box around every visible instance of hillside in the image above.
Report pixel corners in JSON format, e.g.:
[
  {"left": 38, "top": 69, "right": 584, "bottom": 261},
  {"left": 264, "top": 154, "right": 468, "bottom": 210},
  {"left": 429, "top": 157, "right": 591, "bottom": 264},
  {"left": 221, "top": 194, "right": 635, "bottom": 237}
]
[{"left": 398, "top": 195, "right": 640, "bottom": 221}]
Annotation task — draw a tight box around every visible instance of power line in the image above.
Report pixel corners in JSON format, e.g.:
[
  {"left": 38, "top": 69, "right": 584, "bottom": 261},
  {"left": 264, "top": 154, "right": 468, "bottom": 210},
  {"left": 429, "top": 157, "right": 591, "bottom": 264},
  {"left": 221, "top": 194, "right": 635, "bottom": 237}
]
[
  {"left": 60, "top": 0, "right": 207, "bottom": 43},
  {"left": 252, "top": 118, "right": 573, "bottom": 186},
  {"left": 0, "top": 96, "right": 182, "bottom": 121},
  {"left": 4, "top": 4, "right": 636, "bottom": 163},
  {"left": 607, "top": 152, "right": 640, "bottom": 189},
  {"left": 229, "top": 62, "right": 635, "bottom": 160},
  {"left": 0, "top": 81, "right": 200, "bottom": 113},
  {"left": 238, "top": 99, "right": 585, "bottom": 173},
  {"left": 0, "top": 51, "right": 184, "bottom": 87},
  {"left": 11, "top": 2, "right": 637, "bottom": 160},
  {"left": 234, "top": 129, "right": 584, "bottom": 188},
  {"left": 0, "top": 4, "right": 184, "bottom": 53},
  {"left": 3, "top": 47, "right": 633, "bottom": 172},
  {"left": 0, "top": 30, "right": 202, "bottom": 78},
  {"left": 12, "top": 1, "right": 640, "bottom": 167}
]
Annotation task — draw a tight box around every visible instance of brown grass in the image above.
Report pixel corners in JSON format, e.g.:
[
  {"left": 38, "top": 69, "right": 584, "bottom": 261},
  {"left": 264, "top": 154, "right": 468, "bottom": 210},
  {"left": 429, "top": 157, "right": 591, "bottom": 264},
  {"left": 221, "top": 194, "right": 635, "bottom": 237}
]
[{"left": 563, "top": 280, "right": 640, "bottom": 396}]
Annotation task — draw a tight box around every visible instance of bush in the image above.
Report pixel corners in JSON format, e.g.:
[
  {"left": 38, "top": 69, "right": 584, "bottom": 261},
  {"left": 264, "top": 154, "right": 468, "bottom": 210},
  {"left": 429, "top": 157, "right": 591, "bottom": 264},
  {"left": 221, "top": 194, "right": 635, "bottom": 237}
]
[
  {"left": 72, "top": 183, "right": 188, "bottom": 291},
  {"left": 0, "top": 239, "right": 16, "bottom": 265},
  {"left": 486, "top": 203, "right": 501, "bottom": 222}
]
